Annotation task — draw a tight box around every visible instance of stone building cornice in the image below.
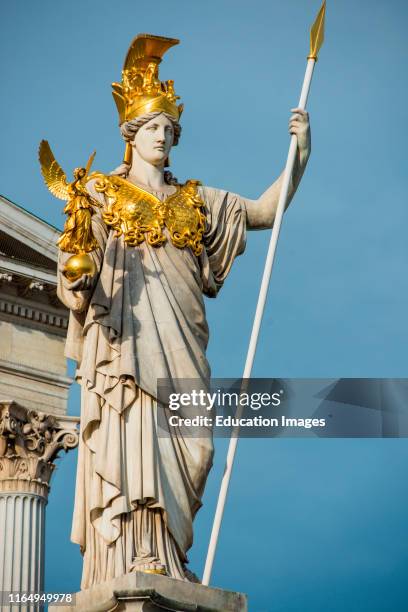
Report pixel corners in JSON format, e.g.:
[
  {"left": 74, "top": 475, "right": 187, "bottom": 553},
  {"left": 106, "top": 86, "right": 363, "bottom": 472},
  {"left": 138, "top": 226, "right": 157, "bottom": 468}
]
[
  {"left": 0, "top": 359, "right": 72, "bottom": 389},
  {"left": 0, "top": 293, "right": 68, "bottom": 332}
]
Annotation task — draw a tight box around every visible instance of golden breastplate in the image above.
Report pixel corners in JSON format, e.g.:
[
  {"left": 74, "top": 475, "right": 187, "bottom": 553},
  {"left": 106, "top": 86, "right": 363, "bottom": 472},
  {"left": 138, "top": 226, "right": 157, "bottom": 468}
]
[{"left": 90, "top": 174, "right": 206, "bottom": 256}]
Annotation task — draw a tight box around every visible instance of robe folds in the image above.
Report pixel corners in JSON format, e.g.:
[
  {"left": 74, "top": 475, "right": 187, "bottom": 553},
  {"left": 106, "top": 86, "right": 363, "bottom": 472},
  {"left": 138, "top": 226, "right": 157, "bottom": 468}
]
[{"left": 57, "top": 180, "right": 247, "bottom": 588}]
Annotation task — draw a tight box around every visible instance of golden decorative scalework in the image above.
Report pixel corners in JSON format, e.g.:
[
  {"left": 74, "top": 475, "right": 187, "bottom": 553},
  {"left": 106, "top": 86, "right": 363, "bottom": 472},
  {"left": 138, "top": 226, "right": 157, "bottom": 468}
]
[
  {"left": 112, "top": 34, "right": 183, "bottom": 125},
  {"left": 38, "top": 140, "right": 100, "bottom": 280},
  {"left": 91, "top": 174, "right": 206, "bottom": 256}
]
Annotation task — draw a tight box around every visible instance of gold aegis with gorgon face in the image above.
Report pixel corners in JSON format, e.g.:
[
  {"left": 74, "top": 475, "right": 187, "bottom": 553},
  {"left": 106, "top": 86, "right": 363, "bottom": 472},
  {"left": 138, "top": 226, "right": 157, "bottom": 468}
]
[{"left": 89, "top": 174, "right": 206, "bottom": 257}]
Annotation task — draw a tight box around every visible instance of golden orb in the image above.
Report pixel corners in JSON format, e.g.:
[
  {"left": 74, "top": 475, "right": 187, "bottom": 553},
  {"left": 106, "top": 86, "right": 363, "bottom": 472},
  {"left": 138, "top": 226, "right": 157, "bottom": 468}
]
[{"left": 63, "top": 253, "right": 96, "bottom": 282}]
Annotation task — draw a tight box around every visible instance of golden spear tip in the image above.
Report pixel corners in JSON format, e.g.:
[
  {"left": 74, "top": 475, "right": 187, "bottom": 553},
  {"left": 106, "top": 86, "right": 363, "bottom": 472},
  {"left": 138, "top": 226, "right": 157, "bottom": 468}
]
[{"left": 308, "top": 0, "right": 326, "bottom": 61}]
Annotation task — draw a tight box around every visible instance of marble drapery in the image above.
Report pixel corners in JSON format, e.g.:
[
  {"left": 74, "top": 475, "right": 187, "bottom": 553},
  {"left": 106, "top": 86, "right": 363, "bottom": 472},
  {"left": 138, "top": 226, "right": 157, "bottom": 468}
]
[{"left": 57, "top": 181, "right": 247, "bottom": 588}]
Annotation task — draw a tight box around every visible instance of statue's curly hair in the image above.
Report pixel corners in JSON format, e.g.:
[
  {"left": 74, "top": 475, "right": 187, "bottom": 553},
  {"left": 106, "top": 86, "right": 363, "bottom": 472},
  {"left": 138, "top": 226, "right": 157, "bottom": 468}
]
[{"left": 110, "top": 112, "right": 181, "bottom": 185}]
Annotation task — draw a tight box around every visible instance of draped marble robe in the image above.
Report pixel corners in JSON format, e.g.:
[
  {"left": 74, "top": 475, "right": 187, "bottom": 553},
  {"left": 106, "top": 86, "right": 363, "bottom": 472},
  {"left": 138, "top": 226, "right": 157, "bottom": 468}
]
[{"left": 57, "top": 180, "right": 247, "bottom": 589}]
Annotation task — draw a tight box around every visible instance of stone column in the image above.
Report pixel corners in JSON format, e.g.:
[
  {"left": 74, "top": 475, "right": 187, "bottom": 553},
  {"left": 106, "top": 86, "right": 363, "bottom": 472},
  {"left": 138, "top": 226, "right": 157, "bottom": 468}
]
[{"left": 0, "top": 401, "right": 79, "bottom": 611}]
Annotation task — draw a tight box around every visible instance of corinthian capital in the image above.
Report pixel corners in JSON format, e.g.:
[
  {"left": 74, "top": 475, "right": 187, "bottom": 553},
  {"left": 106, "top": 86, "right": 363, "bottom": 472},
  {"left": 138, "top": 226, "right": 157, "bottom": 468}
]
[{"left": 0, "top": 401, "right": 79, "bottom": 498}]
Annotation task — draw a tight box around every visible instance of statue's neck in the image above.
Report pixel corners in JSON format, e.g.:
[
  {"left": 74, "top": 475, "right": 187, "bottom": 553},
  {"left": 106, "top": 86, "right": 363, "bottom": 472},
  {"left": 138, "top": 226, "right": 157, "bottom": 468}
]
[{"left": 128, "top": 151, "right": 167, "bottom": 190}]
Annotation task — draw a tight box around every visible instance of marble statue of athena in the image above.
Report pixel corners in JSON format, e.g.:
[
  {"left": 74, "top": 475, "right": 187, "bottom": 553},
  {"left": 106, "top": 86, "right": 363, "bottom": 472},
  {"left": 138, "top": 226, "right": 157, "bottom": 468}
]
[{"left": 43, "top": 33, "right": 311, "bottom": 588}]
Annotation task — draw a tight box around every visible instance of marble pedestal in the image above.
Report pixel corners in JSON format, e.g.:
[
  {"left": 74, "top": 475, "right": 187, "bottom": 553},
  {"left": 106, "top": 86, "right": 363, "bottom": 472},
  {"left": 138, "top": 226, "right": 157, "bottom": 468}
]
[{"left": 51, "top": 571, "right": 247, "bottom": 612}]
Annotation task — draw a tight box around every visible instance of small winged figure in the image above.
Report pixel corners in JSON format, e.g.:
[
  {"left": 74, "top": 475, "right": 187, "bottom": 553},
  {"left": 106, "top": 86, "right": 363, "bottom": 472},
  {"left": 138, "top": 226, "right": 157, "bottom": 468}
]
[{"left": 38, "top": 140, "right": 100, "bottom": 254}]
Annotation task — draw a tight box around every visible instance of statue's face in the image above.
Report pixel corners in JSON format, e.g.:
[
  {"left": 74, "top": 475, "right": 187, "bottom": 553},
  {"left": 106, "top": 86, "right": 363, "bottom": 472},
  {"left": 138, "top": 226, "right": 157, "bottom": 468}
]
[{"left": 133, "top": 113, "right": 174, "bottom": 166}]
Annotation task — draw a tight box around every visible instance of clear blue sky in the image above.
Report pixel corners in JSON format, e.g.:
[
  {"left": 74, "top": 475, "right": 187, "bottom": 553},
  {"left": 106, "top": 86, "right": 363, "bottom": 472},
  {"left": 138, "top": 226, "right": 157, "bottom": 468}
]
[{"left": 1, "top": 1, "right": 408, "bottom": 610}]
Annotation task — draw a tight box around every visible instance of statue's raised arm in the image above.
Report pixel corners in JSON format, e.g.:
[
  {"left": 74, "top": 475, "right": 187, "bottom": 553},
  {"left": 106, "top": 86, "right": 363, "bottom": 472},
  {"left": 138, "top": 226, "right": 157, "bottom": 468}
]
[{"left": 244, "top": 107, "right": 311, "bottom": 229}]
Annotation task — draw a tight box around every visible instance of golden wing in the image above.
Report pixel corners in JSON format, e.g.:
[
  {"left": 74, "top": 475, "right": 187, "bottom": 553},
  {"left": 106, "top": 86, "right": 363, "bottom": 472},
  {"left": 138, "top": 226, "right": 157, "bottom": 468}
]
[
  {"left": 38, "top": 140, "right": 70, "bottom": 200},
  {"left": 108, "top": 175, "right": 161, "bottom": 206}
]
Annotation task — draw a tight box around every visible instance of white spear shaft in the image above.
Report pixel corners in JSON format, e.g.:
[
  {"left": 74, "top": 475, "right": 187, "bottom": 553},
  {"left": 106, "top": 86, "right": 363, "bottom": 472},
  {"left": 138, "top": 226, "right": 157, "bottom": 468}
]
[{"left": 202, "top": 2, "right": 326, "bottom": 587}]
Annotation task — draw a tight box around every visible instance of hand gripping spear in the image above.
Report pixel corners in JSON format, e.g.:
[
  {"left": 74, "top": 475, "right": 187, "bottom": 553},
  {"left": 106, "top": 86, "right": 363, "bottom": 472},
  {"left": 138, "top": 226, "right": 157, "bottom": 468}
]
[{"left": 202, "top": 1, "right": 326, "bottom": 586}]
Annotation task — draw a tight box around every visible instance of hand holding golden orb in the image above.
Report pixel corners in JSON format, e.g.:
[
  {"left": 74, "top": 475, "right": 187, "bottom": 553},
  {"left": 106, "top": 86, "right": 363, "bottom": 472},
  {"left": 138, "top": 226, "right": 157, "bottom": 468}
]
[{"left": 63, "top": 252, "right": 96, "bottom": 282}]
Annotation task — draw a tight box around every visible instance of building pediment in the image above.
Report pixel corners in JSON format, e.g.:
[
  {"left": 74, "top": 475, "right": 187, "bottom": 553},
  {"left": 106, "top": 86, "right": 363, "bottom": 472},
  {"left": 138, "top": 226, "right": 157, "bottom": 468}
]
[
  {"left": 0, "top": 194, "right": 60, "bottom": 262},
  {"left": 0, "top": 194, "right": 60, "bottom": 285},
  {"left": 0, "top": 193, "right": 68, "bottom": 333}
]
